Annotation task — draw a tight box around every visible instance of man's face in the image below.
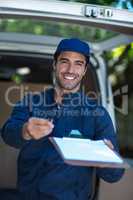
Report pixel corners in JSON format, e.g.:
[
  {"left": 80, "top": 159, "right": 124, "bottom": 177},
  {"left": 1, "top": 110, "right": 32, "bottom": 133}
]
[{"left": 54, "top": 51, "right": 86, "bottom": 91}]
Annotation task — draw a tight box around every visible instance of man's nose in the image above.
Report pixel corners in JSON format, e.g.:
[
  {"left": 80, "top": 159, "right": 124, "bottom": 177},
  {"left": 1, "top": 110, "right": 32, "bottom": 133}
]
[{"left": 67, "top": 63, "right": 74, "bottom": 73}]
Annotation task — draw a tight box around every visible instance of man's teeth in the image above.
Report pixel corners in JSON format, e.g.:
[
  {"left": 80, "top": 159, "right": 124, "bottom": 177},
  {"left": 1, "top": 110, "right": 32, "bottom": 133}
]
[{"left": 64, "top": 75, "right": 75, "bottom": 80}]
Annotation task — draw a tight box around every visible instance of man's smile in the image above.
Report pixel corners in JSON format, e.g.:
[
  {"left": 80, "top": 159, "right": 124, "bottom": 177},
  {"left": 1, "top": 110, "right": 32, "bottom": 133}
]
[{"left": 62, "top": 73, "right": 77, "bottom": 81}]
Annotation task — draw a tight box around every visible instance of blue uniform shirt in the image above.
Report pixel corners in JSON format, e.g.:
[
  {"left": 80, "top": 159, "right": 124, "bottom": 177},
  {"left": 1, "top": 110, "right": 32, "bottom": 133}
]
[{"left": 1, "top": 88, "right": 124, "bottom": 200}]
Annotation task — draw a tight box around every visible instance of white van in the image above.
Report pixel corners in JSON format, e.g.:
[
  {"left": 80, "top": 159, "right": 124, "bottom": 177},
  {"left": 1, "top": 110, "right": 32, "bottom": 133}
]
[{"left": 0, "top": 1, "right": 133, "bottom": 199}]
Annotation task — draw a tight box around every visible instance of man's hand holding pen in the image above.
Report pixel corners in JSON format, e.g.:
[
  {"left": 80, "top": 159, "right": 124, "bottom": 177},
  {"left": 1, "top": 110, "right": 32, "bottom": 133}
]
[{"left": 22, "top": 117, "right": 54, "bottom": 140}]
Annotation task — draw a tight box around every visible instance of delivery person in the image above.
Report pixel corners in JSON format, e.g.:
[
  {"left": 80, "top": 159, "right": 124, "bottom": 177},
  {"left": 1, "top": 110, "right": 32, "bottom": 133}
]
[{"left": 1, "top": 38, "right": 124, "bottom": 200}]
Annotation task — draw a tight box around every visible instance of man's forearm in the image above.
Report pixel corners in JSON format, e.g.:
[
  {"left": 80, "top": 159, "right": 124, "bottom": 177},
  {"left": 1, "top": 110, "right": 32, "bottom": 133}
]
[{"left": 1, "top": 120, "right": 28, "bottom": 149}]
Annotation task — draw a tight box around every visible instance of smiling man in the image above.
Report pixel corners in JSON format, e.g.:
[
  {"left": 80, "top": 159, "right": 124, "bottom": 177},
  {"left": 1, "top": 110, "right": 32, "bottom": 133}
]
[
  {"left": 1, "top": 38, "right": 124, "bottom": 200},
  {"left": 54, "top": 51, "right": 86, "bottom": 90}
]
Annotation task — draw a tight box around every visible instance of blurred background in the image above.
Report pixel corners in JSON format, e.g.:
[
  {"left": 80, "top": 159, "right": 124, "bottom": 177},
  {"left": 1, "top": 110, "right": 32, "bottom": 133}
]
[{"left": 0, "top": 0, "right": 133, "bottom": 199}]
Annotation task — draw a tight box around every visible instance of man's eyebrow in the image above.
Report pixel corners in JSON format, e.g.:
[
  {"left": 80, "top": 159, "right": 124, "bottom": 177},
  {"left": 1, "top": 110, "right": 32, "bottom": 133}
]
[
  {"left": 75, "top": 60, "right": 85, "bottom": 64},
  {"left": 58, "top": 57, "right": 69, "bottom": 61},
  {"left": 59, "top": 58, "right": 85, "bottom": 63}
]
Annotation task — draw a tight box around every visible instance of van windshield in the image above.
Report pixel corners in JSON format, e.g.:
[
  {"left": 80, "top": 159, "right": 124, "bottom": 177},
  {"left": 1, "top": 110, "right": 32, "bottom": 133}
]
[{"left": 0, "top": 18, "right": 118, "bottom": 43}]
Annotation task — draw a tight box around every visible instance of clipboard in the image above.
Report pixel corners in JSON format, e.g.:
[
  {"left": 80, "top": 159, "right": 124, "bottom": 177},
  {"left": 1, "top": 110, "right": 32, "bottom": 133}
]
[{"left": 49, "top": 137, "right": 129, "bottom": 169}]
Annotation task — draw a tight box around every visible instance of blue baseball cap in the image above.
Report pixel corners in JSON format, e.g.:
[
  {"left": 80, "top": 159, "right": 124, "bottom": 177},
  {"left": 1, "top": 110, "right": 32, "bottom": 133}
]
[{"left": 54, "top": 38, "right": 90, "bottom": 63}]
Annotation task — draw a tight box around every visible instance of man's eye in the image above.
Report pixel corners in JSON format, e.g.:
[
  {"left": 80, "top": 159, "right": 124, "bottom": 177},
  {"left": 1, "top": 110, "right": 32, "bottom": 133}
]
[
  {"left": 60, "top": 60, "right": 68, "bottom": 64},
  {"left": 76, "top": 63, "right": 83, "bottom": 67}
]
